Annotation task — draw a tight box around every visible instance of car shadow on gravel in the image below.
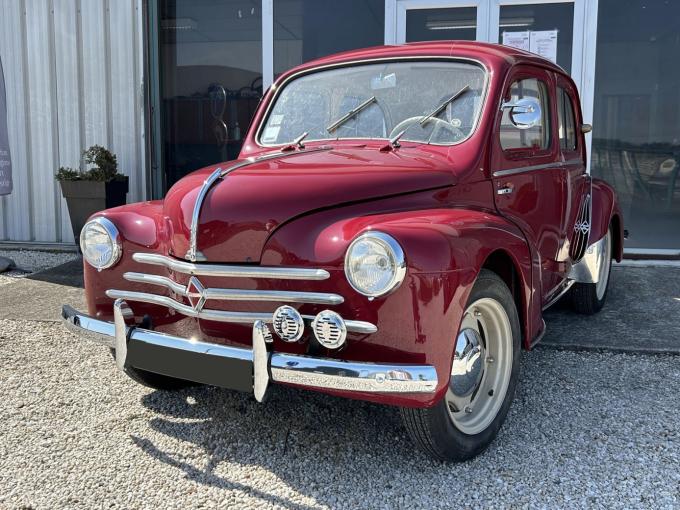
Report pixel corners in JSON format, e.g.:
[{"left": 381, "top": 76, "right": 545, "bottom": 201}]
[{"left": 132, "top": 383, "right": 438, "bottom": 507}]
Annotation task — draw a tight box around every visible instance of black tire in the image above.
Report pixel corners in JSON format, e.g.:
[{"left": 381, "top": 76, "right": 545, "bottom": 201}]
[
  {"left": 570, "top": 227, "right": 613, "bottom": 315},
  {"left": 400, "top": 269, "right": 521, "bottom": 462},
  {"left": 109, "top": 348, "right": 194, "bottom": 391}
]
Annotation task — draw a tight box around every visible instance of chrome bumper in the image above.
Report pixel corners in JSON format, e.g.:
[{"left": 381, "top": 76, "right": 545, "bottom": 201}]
[{"left": 61, "top": 301, "right": 437, "bottom": 400}]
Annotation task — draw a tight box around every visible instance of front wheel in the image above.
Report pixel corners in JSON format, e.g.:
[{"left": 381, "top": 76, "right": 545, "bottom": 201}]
[{"left": 401, "top": 269, "right": 521, "bottom": 462}]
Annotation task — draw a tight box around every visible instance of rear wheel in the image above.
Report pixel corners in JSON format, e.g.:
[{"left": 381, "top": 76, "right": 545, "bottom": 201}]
[
  {"left": 109, "top": 348, "right": 194, "bottom": 390},
  {"left": 571, "top": 227, "right": 613, "bottom": 315},
  {"left": 401, "top": 269, "right": 521, "bottom": 461}
]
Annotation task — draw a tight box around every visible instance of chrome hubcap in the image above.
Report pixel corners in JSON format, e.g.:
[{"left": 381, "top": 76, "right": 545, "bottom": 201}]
[
  {"left": 446, "top": 298, "right": 513, "bottom": 435},
  {"left": 450, "top": 328, "right": 484, "bottom": 398}
]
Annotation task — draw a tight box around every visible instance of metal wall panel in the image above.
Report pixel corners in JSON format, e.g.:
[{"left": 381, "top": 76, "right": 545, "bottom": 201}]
[
  {"left": 0, "top": 0, "right": 146, "bottom": 243},
  {"left": 0, "top": 0, "right": 33, "bottom": 241}
]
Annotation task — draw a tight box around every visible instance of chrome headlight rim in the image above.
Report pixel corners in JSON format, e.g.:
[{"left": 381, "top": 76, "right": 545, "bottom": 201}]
[
  {"left": 80, "top": 217, "right": 122, "bottom": 270},
  {"left": 344, "top": 231, "right": 407, "bottom": 298}
]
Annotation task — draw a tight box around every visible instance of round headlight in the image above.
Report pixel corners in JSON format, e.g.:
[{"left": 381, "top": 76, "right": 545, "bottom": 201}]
[
  {"left": 80, "top": 217, "right": 122, "bottom": 270},
  {"left": 344, "top": 231, "right": 406, "bottom": 297}
]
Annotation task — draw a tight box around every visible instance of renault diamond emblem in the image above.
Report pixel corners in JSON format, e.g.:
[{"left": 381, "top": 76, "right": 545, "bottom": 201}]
[{"left": 186, "top": 276, "right": 207, "bottom": 312}]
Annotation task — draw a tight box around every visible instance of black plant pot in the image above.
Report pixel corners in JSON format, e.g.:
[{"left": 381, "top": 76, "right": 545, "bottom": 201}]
[{"left": 59, "top": 177, "right": 129, "bottom": 244}]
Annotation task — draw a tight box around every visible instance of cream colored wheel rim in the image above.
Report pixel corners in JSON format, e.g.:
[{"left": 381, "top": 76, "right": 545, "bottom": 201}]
[
  {"left": 596, "top": 230, "right": 612, "bottom": 300},
  {"left": 445, "top": 298, "right": 513, "bottom": 435}
]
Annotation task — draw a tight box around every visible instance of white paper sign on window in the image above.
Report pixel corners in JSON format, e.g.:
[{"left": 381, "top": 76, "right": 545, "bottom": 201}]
[
  {"left": 501, "top": 31, "right": 530, "bottom": 52},
  {"left": 529, "top": 30, "right": 558, "bottom": 64},
  {"left": 501, "top": 29, "right": 559, "bottom": 65}
]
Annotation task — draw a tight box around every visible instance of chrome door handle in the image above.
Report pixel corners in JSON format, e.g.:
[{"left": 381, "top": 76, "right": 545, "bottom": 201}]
[{"left": 497, "top": 185, "right": 514, "bottom": 195}]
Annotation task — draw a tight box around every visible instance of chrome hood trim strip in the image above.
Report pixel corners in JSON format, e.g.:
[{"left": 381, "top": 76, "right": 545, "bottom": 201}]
[
  {"left": 184, "top": 147, "right": 332, "bottom": 262},
  {"left": 133, "top": 253, "right": 330, "bottom": 280}
]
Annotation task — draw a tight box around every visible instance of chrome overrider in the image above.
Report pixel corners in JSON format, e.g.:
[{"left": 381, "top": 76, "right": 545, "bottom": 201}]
[{"left": 61, "top": 301, "right": 438, "bottom": 400}]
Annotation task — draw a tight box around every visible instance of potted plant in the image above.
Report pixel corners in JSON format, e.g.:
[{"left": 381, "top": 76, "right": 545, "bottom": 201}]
[{"left": 56, "top": 145, "right": 128, "bottom": 243}]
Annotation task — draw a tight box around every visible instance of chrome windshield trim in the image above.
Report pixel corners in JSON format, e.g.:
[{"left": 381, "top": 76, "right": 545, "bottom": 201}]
[
  {"left": 123, "top": 272, "right": 344, "bottom": 305},
  {"left": 105, "top": 289, "right": 376, "bottom": 334},
  {"left": 492, "top": 158, "right": 583, "bottom": 178},
  {"left": 133, "top": 253, "right": 330, "bottom": 280}
]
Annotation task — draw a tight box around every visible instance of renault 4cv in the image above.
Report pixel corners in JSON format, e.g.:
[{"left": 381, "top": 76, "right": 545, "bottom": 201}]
[{"left": 63, "top": 41, "right": 623, "bottom": 461}]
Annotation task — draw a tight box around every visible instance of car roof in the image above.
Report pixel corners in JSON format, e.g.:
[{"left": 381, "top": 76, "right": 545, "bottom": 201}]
[{"left": 277, "top": 41, "right": 567, "bottom": 82}]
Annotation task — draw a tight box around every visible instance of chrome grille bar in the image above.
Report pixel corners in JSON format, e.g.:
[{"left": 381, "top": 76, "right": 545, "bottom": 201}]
[
  {"left": 123, "top": 272, "right": 344, "bottom": 305},
  {"left": 133, "top": 253, "right": 330, "bottom": 280},
  {"left": 105, "top": 289, "right": 377, "bottom": 334}
]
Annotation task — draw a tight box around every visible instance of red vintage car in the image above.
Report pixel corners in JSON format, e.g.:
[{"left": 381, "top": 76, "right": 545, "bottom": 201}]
[{"left": 63, "top": 41, "right": 623, "bottom": 461}]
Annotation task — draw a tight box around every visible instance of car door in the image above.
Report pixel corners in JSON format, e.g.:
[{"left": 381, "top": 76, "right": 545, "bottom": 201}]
[
  {"left": 555, "top": 75, "right": 591, "bottom": 264},
  {"left": 491, "top": 67, "right": 566, "bottom": 303}
]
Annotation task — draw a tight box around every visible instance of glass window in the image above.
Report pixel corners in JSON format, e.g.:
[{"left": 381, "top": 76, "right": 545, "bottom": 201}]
[
  {"left": 273, "top": 0, "right": 384, "bottom": 79},
  {"left": 406, "top": 7, "right": 477, "bottom": 42},
  {"left": 557, "top": 87, "right": 577, "bottom": 151},
  {"left": 591, "top": 0, "right": 680, "bottom": 249},
  {"left": 259, "top": 61, "right": 486, "bottom": 146},
  {"left": 158, "top": 0, "right": 262, "bottom": 188},
  {"left": 499, "top": 3, "right": 573, "bottom": 73},
  {"left": 500, "top": 78, "right": 550, "bottom": 151}
]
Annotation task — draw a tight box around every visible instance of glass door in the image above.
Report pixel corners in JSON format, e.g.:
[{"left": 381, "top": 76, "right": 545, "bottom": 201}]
[
  {"left": 490, "top": 1, "right": 581, "bottom": 92},
  {"left": 395, "top": 1, "right": 490, "bottom": 44}
]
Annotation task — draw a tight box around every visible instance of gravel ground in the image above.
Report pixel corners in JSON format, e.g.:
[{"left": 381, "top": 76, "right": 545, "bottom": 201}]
[
  {"left": 0, "top": 249, "right": 79, "bottom": 286},
  {"left": 1, "top": 318, "right": 679, "bottom": 509}
]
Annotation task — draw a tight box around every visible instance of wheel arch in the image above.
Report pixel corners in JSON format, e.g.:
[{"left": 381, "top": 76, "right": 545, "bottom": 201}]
[
  {"left": 480, "top": 249, "right": 530, "bottom": 349},
  {"left": 591, "top": 178, "right": 624, "bottom": 262}
]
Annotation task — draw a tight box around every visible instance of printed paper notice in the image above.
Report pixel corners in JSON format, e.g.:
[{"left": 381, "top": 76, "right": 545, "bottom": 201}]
[
  {"left": 529, "top": 30, "right": 558, "bottom": 64},
  {"left": 502, "top": 31, "right": 530, "bottom": 52}
]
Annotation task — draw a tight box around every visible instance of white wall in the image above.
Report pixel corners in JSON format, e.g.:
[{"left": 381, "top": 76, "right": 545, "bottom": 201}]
[{"left": 0, "top": 0, "right": 146, "bottom": 243}]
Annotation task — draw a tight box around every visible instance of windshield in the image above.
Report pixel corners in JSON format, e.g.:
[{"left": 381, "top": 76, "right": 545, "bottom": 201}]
[{"left": 258, "top": 60, "right": 487, "bottom": 146}]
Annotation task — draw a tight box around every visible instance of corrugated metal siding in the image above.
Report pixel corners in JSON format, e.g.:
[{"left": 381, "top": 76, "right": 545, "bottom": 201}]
[{"left": 0, "top": 0, "right": 146, "bottom": 243}]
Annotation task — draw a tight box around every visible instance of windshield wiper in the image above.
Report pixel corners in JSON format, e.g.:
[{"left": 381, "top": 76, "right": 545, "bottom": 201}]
[
  {"left": 419, "top": 85, "right": 470, "bottom": 126},
  {"left": 326, "top": 96, "right": 377, "bottom": 133},
  {"left": 281, "top": 131, "right": 309, "bottom": 151}
]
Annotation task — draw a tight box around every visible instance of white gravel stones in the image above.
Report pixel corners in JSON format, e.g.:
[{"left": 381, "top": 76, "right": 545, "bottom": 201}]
[{"left": 1, "top": 318, "right": 678, "bottom": 509}]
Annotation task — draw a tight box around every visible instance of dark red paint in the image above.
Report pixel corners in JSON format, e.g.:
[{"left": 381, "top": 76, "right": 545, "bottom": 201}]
[{"left": 86, "top": 42, "right": 622, "bottom": 408}]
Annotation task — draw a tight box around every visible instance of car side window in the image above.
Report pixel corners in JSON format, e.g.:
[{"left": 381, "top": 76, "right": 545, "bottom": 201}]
[
  {"left": 500, "top": 78, "right": 550, "bottom": 151},
  {"left": 557, "top": 87, "right": 577, "bottom": 151}
]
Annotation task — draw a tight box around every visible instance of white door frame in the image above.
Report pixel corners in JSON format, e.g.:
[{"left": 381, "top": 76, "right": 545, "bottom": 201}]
[
  {"left": 386, "top": 0, "right": 598, "bottom": 170},
  {"left": 387, "top": 0, "right": 491, "bottom": 44}
]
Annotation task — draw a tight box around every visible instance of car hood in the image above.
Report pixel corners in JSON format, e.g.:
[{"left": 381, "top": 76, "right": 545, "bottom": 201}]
[{"left": 163, "top": 146, "right": 455, "bottom": 263}]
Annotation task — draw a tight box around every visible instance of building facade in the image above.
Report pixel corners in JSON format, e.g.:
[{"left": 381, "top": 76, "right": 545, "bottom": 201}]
[{"left": 0, "top": 0, "right": 678, "bottom": 253}]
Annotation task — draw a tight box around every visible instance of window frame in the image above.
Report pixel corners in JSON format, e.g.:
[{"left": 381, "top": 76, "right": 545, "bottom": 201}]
[
  {"left": 254, "top": 56, "right": 490, "bottom": 148},
  {"left": 498, "top": 75, "right": 553, "bottom": 157},
  {"left": 557, "top": 86, "right": 578, "bottom": 152}
]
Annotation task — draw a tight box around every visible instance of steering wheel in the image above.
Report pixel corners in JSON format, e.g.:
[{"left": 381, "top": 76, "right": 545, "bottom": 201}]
[{"left": 389, "top": 116, "right": 465, "bottom": 144}]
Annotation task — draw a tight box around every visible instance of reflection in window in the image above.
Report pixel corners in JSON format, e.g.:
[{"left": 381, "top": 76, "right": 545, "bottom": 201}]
[
  {"left": 406, "top": 7, "right": 476, "bottom": 42},
  {"left": 159, "top": 0, "right": 262, "bottom": 188},
  {"left": 557, "top": 87, "right": 577, "bottom": 151},
  {"left": 500, "top": 79, "right": 550, "bottom": 151},
  {"left": 260, "top": 61, "right": 486, "bottom": 146},
  {"left": 591, "top": 0, "right": 680, "bottom": 249},
  {"left": 273, "top": 0, "right": 384, "bottom": 78}
]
